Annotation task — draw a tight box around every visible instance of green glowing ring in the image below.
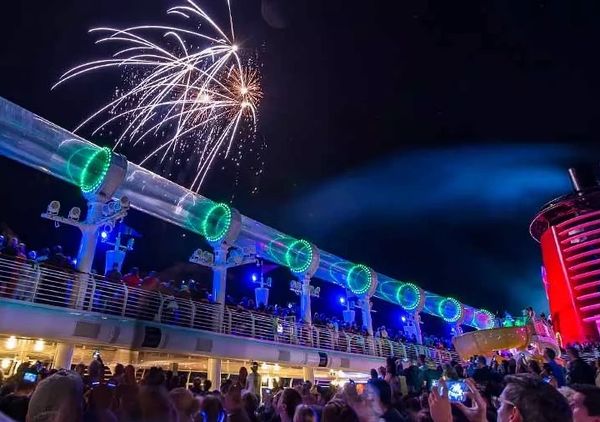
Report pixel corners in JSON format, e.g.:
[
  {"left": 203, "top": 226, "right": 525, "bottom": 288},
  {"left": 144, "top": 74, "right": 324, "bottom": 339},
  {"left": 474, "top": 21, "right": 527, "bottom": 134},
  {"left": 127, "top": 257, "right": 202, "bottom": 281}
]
[
  {"left": 475, "top": 309, "right": 495, "bottom": 329},
  {"left": 395, "top": 283, "right": 421, "bottom": 311},
  {"left": 80, "top": 147, "right": 111, "bottom": 194},
  {"left": 347, "top": 264, "right": 372, "bottom": 296},
  {"left": 438, "top": 297, "right": 462, "bottom": 323},
  {"left": 285, "top": 239, "right": 313, "bottom": 274},
  {"left": 201, "top": 203, "right": 232, "bottom": 243}
]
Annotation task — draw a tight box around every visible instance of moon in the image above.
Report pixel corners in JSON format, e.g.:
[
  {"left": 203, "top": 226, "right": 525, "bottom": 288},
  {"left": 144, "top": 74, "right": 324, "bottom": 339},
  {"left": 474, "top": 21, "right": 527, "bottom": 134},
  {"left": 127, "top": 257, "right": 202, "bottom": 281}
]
[{"left": 261, "top": 0, "right": 288, "bottom": 29}]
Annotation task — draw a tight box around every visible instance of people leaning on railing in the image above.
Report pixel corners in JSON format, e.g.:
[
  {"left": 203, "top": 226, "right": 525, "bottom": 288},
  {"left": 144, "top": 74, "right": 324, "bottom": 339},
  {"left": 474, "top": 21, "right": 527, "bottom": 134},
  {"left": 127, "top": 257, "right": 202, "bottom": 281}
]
[{"left": 0, "top": 248, "right": 462, "bottom": 360}]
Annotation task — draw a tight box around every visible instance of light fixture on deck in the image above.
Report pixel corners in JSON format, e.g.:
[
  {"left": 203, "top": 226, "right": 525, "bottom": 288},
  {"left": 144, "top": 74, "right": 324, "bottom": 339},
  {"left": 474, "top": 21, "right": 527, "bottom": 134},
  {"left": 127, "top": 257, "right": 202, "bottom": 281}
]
[{"left": 5, "top": 336, "right": 17, "bottom": 350}]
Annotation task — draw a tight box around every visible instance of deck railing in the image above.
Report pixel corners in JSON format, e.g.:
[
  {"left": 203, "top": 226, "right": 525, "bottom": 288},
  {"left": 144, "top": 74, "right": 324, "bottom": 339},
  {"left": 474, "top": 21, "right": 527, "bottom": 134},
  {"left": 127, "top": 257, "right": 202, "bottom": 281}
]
[{"left": 0, "top": 256, "right": 459, "bottom": 363}]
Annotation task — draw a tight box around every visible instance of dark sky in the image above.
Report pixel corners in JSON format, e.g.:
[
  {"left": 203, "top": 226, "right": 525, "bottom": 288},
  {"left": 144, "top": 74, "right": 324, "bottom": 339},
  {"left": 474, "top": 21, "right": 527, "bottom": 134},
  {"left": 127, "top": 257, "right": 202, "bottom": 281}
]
[{"left": 2, "top": 0, "right": 600, "bottom": 324}]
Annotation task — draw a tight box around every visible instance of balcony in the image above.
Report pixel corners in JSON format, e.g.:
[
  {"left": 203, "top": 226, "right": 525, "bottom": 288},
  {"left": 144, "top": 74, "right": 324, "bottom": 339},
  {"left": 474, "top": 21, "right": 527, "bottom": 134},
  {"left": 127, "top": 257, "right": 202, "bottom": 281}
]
[{"left": 0, "top": 256, "right": 458, "bottom": 364}]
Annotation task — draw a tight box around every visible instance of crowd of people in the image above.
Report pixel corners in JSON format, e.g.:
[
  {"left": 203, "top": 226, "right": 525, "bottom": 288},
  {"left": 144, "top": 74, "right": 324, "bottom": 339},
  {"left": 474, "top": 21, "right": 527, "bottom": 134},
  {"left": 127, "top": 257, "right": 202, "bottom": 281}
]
[
  {"left": 0, "top": 236, "right": 76, "bottom": 271},
  {"left": 1, "top": 347, "right": 600, "bottom": 422},
  {"left": 102, "top": 267, "right": 454, "bottom": 352}
]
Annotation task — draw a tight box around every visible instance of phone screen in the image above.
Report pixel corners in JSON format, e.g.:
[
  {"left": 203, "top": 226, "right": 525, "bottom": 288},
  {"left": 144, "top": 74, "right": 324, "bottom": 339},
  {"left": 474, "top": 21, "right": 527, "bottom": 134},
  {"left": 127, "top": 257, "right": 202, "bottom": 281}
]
[
  {"left": 23, "top": 372, "right": 38, "bottom": 383},
  {"left": 431, "top": 380, "right": 468, "bottom": 402},
  {"left": 445, "top": 381, "right": 468, "bottom": 402}
]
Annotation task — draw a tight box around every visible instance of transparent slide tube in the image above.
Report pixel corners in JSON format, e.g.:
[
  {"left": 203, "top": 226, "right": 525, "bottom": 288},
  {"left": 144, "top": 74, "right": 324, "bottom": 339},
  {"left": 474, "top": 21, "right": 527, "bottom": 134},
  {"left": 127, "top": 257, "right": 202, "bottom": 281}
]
[{"left": 0, "top": 96, "right": 491, "bottom": 327}]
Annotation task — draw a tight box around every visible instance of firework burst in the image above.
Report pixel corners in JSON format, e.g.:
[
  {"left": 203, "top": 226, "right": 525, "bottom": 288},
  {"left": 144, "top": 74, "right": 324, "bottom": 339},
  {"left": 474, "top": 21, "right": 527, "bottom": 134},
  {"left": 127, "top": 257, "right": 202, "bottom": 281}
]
[{"left": 53, "top": 0, "right": 262, "bottom": 192}]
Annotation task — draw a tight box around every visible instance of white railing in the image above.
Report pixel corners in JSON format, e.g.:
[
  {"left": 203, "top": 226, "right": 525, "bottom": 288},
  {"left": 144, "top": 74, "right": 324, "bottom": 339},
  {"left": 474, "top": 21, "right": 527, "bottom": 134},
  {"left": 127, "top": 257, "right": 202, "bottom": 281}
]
[{"left": 0, "top": 256, "right": 459, "bottom": 363}]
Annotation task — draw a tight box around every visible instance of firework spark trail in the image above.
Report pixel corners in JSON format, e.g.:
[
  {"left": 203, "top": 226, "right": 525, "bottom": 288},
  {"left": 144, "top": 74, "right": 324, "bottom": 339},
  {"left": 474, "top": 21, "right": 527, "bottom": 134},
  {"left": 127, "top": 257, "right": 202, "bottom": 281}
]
[{"left": 53, "top": 0, "right": 262, "bottom": 192}]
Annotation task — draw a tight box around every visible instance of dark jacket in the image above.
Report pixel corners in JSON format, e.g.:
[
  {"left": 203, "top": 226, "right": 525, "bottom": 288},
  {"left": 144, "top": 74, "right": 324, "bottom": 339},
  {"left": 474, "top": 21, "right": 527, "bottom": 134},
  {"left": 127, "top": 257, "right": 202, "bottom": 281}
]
[{"left": 568, "top": 358, "right": 596, "bottom": 385}]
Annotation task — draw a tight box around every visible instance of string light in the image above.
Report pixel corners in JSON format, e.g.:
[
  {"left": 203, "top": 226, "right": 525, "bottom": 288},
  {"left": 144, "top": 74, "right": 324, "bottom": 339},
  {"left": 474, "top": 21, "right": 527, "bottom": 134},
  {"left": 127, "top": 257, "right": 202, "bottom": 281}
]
[
  {"left": 347, "top": 264, "right": 372, "bottom": 296},
  {"left": 285, "top": 239, "right": 313, "bottom": 274},
  {"left": 438, "top": 297, "right": 463, "bottom": 323},
  {"left": 80, "top": 147, "right": 111, "bottom": 194},
  {"left": 395, "top": 283, "right": 421, "bottom": 311},
  {"left": 475, "top": 309, "right": 495, "bottom": 329},
  {"left": 201, "top": 203, "right": 232, "bottom": 243}
]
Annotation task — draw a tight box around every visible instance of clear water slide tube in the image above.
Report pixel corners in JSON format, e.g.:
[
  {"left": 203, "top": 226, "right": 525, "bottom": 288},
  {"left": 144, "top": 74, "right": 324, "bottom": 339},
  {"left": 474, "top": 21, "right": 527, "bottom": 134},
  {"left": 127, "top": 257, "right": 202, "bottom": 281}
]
[{"left": 0, "top": 96, "right": 493, "bottom": 328}]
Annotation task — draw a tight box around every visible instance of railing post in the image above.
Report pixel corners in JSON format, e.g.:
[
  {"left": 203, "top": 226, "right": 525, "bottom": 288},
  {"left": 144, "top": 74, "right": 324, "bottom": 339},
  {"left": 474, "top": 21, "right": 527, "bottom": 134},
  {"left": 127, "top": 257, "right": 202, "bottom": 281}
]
[
  {"left": 315, "top": 326, "right": 320, "bottom": 349},
  {"left": 84, "top": 274, "right": 95, "bottom": 311},
  {"left": 156, "top": 294, "right": 164, "bottom": 322},
  {"left": 121, "top": 285, "right": 129, "bottom": 317},
  {"left": 30, "top": 264, "right": 42, "bottom": 303},
  {"left": 251, "top": 314, "right": 256, "bottom": 338},
  {"left": 189, "top": 300, "right": 196, "bottom": 328}
]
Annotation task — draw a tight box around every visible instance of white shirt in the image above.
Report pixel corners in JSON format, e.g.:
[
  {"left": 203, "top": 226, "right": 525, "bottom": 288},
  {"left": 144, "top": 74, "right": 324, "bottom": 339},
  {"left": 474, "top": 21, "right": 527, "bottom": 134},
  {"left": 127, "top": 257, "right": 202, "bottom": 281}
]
[{"left": 247, "top": 371, "right": 262, "bottom": 398}]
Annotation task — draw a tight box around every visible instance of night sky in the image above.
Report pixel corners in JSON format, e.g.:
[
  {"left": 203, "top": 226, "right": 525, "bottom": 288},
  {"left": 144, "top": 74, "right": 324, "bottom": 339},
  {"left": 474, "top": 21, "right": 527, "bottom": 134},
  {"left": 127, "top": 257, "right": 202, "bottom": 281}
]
[{"left": 2, "top": 0, "right": 600, "bottom": 327}]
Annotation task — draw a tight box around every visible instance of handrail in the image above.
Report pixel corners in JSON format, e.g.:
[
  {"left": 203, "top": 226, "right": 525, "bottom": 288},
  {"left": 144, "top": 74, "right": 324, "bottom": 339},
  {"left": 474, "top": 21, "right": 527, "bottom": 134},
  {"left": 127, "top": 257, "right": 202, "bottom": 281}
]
[{"left": 0, "top": 256, "right": 460, "bottom": 363}]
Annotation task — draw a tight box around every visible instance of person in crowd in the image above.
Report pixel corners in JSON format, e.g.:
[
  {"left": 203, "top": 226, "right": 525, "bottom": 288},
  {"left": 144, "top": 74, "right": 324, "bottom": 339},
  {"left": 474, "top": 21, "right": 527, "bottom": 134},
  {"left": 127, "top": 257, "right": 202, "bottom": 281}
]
[
  {"left": 17, "top": 243, "right": 26, "bottom": 260},
  {"left": 178, "top": 284, "right": 192, "bottom": 300},
  {"left": 277, "top": 388, "right": 303, "bottom": 422},
  {"left": 293, "top": 404, "right": 317, "bottom": 422},
  {"left": 3, "top": 237, "right": 19, "bottom": 257},
  {"left": 111, "top": 363, "right": 126, "bottom": 385},
  {"left": 442, "top": 363, "right": 458, "bottom": 380},
  {"left": 243, "top": 392, "right": 259, "bottom": 422},
  {"left": 567, "top": 347, "right": 596, "bottom": 385},
  {"left": 0, "top": 372, "right": 36, "bottom": 421},
  {"left": 88, "top": 358, "right": 105, "bottom": 386},
  {"left": 315, "top": 385, "right": 334, "bottom": 406},
  {"left": 47, "top": 245, "right": 69, "bottom": 269},
  {"left": 115, "top": 378, "right": 142, "bottom": 422},
  {"left": 384, "top": 357, "right": 403, "bottom": 404},
  {"left": 544, "top": 348, "right": 566, "bottom": 387},
  {"left": 382, "top": 325, "right": 390, "bottom": 339},
  {"left": 189, "top": 377, "right": 203, "bottom": 396},
  {"left": 378, "top": 366, "right": 387, "bottom": 379},
  {"left": 526, "top": 306, "right": 535, "bottom": 321},
  {"left": 321, "top": 398, "right": 359, "bottom": 422},
  {"left": 596, "top": 358, "right": 600, "bottom": 387},
  {"left": 541, "top": 363, "right": 559, "bottom": 388},
  {"left": 106, "top": 263, "right": 123, "bottom": 283},
  {"left": 562, "top": 384, "right": 600, "bottom": 422},
  {"left": 26, "top": 370, "right": 84, "bottom": 422},
  {"left": 122, "top": 267, "right": 141, "bottom": 288},
  {"left": 138, "top": 382, "right": 177, "bottom": 422},
  {"left": 35, "top": 248, "right": 49, "bottom": 264},
  {"left": 366, "top": 379, "right": 406, "bottom": 422},
  {"left": 84, "top": 382, "right": 117, "bottom": 422},
  {"left": 201, "top": 394, "right": 226, "bottom": 422},
  {"left": 204, "top": 379, "right": 213, "bottom": 395},
  {"left": 169, "top": 387, "right": 200, "bottom": 422},
  {"left": 473, "top": 355, "right": 493, "bottom": 384},
  {"left": 247, "top": 362, "right": 262, "bottom": 401},
  {"left": 404, "top": 359, "right": 421, "bottom": 394},
  {"left": 496, "top": 374, "right": 572, "bottom": 422},
  {"left": 122, "top": 365, "right": 137, "bottom": 386},
  {"left": 141, "top": 271, "right": 161, "bottom": 291},
  {"left": 224, "top": 383, "right": 250, "bottom": 422},
  {"left": 238, "top": 367, "right": 249, "bottom": 391},
  {"left": 370, "top": 369, "right": 379, "bottom": 382},
  {"left": 528, "top": 360, "right": 542, "bottom": 375}
]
